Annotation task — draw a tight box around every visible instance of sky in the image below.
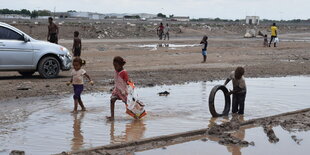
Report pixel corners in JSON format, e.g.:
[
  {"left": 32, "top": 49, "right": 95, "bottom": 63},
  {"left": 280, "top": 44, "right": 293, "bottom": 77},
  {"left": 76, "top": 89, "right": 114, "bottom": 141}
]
[{"left": 1, "top": 0, "right": 309, "bottom": 20}]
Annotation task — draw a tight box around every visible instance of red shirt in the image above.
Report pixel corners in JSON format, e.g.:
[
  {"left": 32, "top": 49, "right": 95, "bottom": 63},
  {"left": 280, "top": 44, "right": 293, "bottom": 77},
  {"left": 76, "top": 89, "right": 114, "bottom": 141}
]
[{"left": 119, "top": 70, "right": 129, "bottom": 82}]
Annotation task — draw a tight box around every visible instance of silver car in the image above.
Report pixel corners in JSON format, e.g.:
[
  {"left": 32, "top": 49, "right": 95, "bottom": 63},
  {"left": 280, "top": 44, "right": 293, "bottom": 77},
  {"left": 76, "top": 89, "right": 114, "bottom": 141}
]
[{"left": 0, "top": 22, "right": 72, "bottom": 78}]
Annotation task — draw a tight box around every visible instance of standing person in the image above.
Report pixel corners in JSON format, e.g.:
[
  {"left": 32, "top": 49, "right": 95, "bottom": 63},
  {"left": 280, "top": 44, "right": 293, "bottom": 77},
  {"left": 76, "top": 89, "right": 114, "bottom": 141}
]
[
  {"left": 269, "top": 23, "right": 278, "bottom": 47},
  {"left": 67, "top": 57, "right": 94, "bottom": 113},
  {"left": 224, "top": 67, "right": 247, "bottom": 115},
  {"left": 263, "top": 34, "right": 268, "bottom": 47},
  {"left": 47, "top": 17, "right": 59, "bottom": 44},
  {"left": 72, "top": 31, "right": 82, "bottom": 57},
  {"left": 108, "top": 56, "right": 130, "bottom": 120},
  {"left": 163, "top": 23, "right": 170, "bottom": 40},
  {"left": 157, "top": 22, "right": 164, "bottom": 40},
  {"left": 200, "top": 35, "right": 208, "bottom": 63}
]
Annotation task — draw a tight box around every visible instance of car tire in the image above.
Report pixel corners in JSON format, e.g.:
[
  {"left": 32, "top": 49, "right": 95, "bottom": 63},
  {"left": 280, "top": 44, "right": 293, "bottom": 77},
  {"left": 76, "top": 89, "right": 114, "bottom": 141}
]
[
  {"left": 38, "top": 56, "right": 60, "bottom": 78},
  {"left": 18, "top": 71, "right": 35, "bottom": 77},
  {"left": 208, "top": 85, "right": 231, "bottom": 117}
]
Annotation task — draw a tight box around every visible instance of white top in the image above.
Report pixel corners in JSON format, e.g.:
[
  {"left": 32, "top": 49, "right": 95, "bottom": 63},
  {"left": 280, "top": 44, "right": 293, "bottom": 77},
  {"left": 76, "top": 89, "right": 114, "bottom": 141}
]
[
  {"left": 71, "top": 69, "right": 86, "bottom": 85},
  {"left": 164, "top": 26, "right": 170, "bottom": 33},
  {"left": 229, "top": 71, "right": 246, "bottom": 92}
]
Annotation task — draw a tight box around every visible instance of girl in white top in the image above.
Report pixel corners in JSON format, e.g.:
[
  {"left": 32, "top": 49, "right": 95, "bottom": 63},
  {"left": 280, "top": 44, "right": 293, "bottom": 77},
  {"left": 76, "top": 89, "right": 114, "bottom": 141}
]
[{"left": 67, "top": 58, "right": 93, "bottom": 113}]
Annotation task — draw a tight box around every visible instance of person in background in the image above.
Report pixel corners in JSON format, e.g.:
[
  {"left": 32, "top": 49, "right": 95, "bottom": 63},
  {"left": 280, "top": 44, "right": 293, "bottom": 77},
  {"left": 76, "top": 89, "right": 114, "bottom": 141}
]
[
  {"left": 157, "top": 22, "right": 164, "bottom": 40},
  {"left": 47, "top": 17, "right": 59, "bottom": 44},
  {"left": 200, "top": 35, "right": 208, "bottom": 63},
  {"left": 264, "top": 34, "right": 268, "bottom": 47},
  {"left": 72, "top": 31, "right": 82, "bottom": 57},
  {"left": 269, "top": 23, "right": 278, "bottom": 47},
  {"left": 163, "top": 23, "right": 170, "bottom": 40}
]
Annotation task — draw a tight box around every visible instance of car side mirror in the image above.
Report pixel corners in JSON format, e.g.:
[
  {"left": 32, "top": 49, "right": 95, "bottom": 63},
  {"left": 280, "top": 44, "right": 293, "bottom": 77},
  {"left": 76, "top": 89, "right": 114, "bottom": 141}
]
[{"left": 22, "top": 34, "right": 29, "bottom": 42}]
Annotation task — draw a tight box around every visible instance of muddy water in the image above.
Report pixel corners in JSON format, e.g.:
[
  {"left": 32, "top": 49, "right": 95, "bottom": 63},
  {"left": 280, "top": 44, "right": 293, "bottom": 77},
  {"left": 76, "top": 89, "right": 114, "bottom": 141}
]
[
  {"left": 1, "top": 76, "right": 310, "bottom": 154},
  {"left": 136, "top": 126, "right": 310, "bottom": 155},
  {"left": 133, "top": 44, "right": 200, "bottom": 50}
]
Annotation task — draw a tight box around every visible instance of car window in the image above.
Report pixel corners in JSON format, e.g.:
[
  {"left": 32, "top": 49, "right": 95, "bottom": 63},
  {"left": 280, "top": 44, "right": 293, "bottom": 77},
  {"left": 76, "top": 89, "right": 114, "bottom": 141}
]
[{"left": 0, "top": 26, "right": 24, "bottom": 40}]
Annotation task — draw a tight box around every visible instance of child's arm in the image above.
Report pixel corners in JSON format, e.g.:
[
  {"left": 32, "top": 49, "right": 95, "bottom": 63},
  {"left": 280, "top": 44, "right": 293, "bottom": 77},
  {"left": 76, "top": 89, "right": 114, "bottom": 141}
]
[
  {"left": 224, "top": 78, "right": 230, "bottom": 86},
  {"left": 84, "top": 73, "right": 94, "bottom": 85},
  {"left": 67, "top": 76, "right": 73, "bottom": 86}
]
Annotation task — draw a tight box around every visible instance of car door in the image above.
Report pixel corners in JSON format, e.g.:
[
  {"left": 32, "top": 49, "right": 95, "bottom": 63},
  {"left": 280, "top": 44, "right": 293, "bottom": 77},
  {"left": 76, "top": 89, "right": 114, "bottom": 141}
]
[{"left": 0, "top": 26, "right": 34, "bottom": 70}]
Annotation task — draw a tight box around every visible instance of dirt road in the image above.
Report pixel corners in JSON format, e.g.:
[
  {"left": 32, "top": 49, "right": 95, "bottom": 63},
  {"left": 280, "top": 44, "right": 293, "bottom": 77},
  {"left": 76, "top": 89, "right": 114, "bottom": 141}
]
[{"left": 1, "top": 35, "right": 310, "bottom": 101}]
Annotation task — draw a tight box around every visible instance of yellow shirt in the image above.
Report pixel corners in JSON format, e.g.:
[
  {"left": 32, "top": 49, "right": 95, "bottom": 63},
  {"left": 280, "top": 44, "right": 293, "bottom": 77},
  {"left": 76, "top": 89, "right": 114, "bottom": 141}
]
[{"left": 271, "top": 26, "right": 278, "bottom": 36}]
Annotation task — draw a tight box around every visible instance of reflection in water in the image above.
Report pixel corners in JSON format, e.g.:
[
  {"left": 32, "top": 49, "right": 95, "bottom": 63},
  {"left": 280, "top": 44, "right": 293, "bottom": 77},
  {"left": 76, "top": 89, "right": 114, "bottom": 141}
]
[
  {"left": 71, "top": 112, "right": 85, "bottom": 151},
  {"left": 201, "top": 81, "right": 207, "bottom": 103},
  {"left": 208, "top": 115, "right": 246, "bottom": 155},
  {"left": 110, "top": 120, "right": 146, "bottom": 144},
  {"left": 227, "top": 115, "right": 245, "bottom": 155}
]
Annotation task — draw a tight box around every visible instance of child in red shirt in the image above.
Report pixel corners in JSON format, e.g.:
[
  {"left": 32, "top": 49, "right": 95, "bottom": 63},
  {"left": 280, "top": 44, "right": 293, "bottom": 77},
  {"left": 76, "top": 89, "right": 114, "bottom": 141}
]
[{"left": 107, "top": 56, "right": 129, "bottom": 120}]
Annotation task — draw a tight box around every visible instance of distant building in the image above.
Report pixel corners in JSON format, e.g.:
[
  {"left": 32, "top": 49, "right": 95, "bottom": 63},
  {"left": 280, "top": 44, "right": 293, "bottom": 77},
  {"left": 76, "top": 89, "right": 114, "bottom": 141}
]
[
  {"left": 246, "top": 16, "right": 260, "bottom": 25},
  {"left": 0, "top": 14, "right": 30, "bottom": 19},
  {"left": 147, "top": 17, "right": 164, "bottom": 22},
  {"left": 67, "top": 12, "right": 106, "bottom": 19},
  {"left": 170, "top": 16, "right": 190, "bottom": 22}
]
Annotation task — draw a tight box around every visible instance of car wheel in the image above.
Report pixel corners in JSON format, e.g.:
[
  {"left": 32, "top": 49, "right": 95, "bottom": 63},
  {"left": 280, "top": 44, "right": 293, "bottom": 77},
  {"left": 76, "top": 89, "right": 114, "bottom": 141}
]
[
  {"left": 18, "top": 71, "right": 35, "bottom": 77},
  {"left": 38, "top": 56, "right": 60, "bottom": 78}
]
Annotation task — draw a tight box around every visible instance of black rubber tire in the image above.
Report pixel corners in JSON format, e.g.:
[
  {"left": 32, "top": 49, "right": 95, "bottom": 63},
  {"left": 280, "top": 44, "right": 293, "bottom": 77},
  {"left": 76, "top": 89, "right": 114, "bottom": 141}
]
[
  {"left": 38, "top": 56, "right": 60, "bottom": 79},
  {"left": 18, "top": 71, "right": 35, "bottom": 77},
  {"left": 208, "top": 85, "right": 231, "bottom": 117}
]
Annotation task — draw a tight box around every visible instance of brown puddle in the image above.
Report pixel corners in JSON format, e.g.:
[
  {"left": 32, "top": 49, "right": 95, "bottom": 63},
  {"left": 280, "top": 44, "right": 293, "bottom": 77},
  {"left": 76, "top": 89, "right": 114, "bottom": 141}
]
[
  {"left": 1, "top": 76, "right": 310, "bottom": 154},
  {"left": 136, "top": 125, "right": 310, "bottom": 155}
]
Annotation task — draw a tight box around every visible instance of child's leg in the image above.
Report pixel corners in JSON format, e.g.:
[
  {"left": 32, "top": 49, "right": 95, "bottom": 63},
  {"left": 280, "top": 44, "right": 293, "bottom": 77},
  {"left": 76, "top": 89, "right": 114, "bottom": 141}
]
[
  {"left": 232, "top": 94, "right": 238, "bottom": 113},
  {"left": 78, "top": 98, "right": 86, "bottom": 111},
  {"left": 108, "top": 98, "right": 117, "bottom": 120},
  {"left": 73, "top": 99, "right": 79, "bottom": 113},
  {"left": 73, "top": 85, "right": 84, "bottom": 112},
  {"left": 238, "top": 93, "right": 246, "bottom": 114}
]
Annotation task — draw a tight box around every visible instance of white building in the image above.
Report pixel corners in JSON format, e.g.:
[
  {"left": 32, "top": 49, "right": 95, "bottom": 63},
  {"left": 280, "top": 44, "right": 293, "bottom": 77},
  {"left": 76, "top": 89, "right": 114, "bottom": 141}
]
[
  {"left": 246, "top": 16, "right": 260, "bottom": 25},
  {"left": 0, "top": 14, "right": 31, "bottom": 19},
  {"left": 171, "top": 16, "right": 190, "bottom": 22}
]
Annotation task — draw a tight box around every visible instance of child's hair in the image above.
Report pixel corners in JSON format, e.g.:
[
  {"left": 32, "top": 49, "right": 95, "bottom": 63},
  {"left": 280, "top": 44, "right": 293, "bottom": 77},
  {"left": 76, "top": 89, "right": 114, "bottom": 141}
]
[
  {"left": 113, "top": 56, "right": 126, "bottom": 66},
  {"left": 48, "top": 17, "right": 53, "bottom": 21},
  {"left": 201, "top": 35, "right": 208, "bottom": 43},
  {"left": 273, "top": 23, "right": 276, "bottom": 26},
  {"left": 74, "top": 31, "right": 79, "bottom": 37},
  {"left": 264, "top": 34, "right": 267, "bottom": 37},
  {"left": 73, "top": 57, "right": 86, "bottom": 66},
  {"left": 235, "top": 67, "right": 245, "bottom": 76}
]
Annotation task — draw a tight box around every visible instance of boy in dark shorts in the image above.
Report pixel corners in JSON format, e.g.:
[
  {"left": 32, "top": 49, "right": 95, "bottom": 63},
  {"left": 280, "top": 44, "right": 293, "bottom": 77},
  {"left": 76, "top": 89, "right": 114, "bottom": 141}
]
[
  {"left": 47, "top": 17, "right": 59, "bottom": 44},
  {"left": 72, "top": 31, "right": 82, "bottom": 57},
  {"left": 224, "top": 67, "right": 247, "bottom": 115}
]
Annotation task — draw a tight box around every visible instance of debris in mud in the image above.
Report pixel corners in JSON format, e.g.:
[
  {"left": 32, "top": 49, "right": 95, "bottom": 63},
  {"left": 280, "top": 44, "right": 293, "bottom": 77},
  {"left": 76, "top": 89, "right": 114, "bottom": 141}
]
[
  {"left": 9, "top": 150, "right": 25, "bottom": 155},
  {"left": 147, "top": 83, "right": 155, "bottom": 87},
  {"left": 291, "top": 135, "right": 303, "bottom": 145},
  {"left": 17, "top": 87, "right": 31, "bottom": 90},
  {"left": 219, "top": 136, "right": 254, "bottom": 147},
  {"left": 263, "top": 125, "right": 279, "bottom": 143},
  {"left": 158, "top": 91, "right": 170, "bottom": 96}
]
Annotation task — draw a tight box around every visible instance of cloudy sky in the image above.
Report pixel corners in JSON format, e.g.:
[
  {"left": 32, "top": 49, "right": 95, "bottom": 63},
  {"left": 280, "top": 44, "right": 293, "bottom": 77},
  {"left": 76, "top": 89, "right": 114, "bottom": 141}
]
[{"left": 1, "top": 0, "right": 309, "bottom": 20}]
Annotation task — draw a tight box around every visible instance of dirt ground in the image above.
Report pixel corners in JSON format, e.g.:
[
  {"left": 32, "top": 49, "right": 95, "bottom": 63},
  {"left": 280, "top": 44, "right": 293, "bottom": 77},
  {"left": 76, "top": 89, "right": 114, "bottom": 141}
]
[{"left": 1, "top": 33, "right": 310, "bottom": 101}]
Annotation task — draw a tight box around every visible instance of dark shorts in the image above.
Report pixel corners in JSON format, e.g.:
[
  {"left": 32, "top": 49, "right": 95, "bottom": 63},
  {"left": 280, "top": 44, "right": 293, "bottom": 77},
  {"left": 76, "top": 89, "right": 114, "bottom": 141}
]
[
  {"left": 74, "top": 48, "right": 81, "bottom": 57},
  {"left": 49, "top": 33, "right": 58, "bottom": 44},
  {"left": 232, "top": 92, "right": 246, "bottom": 114},
  {"left": 73, "top": 85, "right": 84, "bottom": 100}
]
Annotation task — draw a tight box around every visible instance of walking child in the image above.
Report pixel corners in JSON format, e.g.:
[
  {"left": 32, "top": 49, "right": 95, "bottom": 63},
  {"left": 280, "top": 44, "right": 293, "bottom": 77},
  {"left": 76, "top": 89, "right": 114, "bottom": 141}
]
[
  {"left": 107, "top": 56, "right": 130, "bottom": 120},
  {"left": 200, "top": 35, "right": 208, "bottom": 63},
  {"left": 72, "top": 31, "right": 82, "bottom": 57},
  {"left": 157, "top": 23, "right": 164, "bottom": 40},
  {"left": 67, "top": 57, "right": 94, "bottom": 113},
  {"left": 224, "top": 67, "right": 247, "bottom": 115}
]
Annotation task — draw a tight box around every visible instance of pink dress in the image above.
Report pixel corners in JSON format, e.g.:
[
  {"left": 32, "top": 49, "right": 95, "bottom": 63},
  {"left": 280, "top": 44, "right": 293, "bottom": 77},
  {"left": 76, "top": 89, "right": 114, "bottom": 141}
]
[{"left": 111, "top": 70, "right": 129, "bottom": 102}]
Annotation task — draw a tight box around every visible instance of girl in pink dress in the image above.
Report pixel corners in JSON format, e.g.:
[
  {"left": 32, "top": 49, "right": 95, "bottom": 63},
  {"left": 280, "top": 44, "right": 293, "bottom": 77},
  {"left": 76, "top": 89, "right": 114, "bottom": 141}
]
[{"left": 107, "top": 56, "right": 129, "bottom": 120}]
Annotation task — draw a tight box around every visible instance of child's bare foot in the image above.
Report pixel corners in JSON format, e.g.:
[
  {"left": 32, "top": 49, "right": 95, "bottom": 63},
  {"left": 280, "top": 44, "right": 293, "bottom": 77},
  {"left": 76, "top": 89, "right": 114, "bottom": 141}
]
[
  {"left": 81, "top": 108, "right": 86, "bottom": 111},
  {"left": 106, "top": 116, "right": 114, "bottom": 121},
  {"left": 201, "top": 61, "right": 206, "bottom": 63},
  {"left": 71, "top": 110, "right": 78, "bottom": 114}
]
